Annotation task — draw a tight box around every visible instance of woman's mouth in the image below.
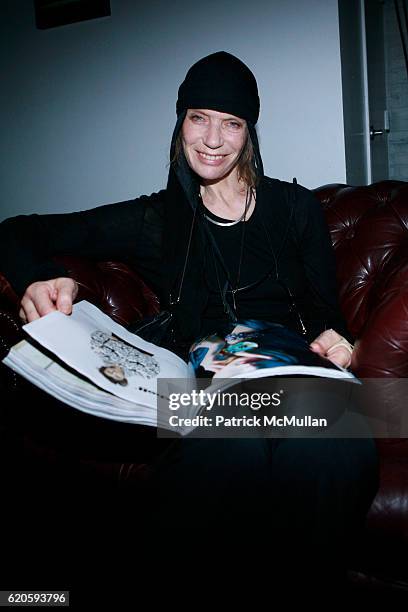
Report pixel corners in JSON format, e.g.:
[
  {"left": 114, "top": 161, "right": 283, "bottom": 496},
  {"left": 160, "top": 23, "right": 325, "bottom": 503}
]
[{"left": 196, "top": 151, "right": 228, "bottom": 165}]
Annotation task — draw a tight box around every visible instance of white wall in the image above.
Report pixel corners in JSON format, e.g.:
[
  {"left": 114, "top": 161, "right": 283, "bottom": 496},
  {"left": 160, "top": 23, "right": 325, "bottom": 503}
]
[{"left": 0, "top": 0, "right": 346, "bottom": 220}]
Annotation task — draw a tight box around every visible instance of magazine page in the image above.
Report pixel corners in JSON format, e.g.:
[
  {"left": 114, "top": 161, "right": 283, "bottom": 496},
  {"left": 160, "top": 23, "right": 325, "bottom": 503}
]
[
  {"left": 4, "top": 340, "right": 173, "bottom": 428},
  {"left": 189, "top": 320, "right": 357, "bottom": 382},
  {"left": 21, "top": 300, "right": 192, "bottom": 403}
]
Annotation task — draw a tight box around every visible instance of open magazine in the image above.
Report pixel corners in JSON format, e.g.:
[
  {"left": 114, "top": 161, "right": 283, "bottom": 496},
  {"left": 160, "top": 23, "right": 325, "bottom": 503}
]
[{"left": 3, "top": 300, "right": 357, "bottom": 435}]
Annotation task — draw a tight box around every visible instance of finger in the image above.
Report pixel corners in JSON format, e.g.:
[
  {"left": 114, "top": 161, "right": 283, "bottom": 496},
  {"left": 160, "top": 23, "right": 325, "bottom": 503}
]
[
  {"left": 19, "top": 307, "right": 28, "bottom": 324},
  {"left": 33, "top": 286, "right": 58, "bottom": 318},
  {"left": 325, "top": 346, "right": 351, "bottom": 368},
  {"left": 55, "top": 280, "right": 75, "bottom": 314},
  {"left": 309, "top": 342, "right": 325, "bottom": 356},
  {"left": 310, "top": 329, "right": 342, "bottom": 354},
  {"left": 20, "top": 298, "right": 41, "bottom": 322}
]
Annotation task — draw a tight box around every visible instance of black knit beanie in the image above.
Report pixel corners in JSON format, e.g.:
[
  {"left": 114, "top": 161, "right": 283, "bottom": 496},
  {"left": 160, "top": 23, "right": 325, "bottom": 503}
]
[
  {"left": 170, "top": 51, "right": 264, "bottom": 179},
  {"left": 176, "top": 51, "right": 260, "bottom": 124}
]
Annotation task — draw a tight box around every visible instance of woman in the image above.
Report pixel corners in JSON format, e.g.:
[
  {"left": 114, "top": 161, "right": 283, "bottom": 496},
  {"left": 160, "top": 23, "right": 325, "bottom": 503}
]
[
  {"left": 0, "top": 52, "right": 378, "bottom": 588},
  {"left": 3, "top": 52, "right": 358, "bottom": 363}
]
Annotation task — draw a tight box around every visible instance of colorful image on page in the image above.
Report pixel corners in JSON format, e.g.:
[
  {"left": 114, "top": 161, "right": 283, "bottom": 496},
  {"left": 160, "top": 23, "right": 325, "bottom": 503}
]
[{"left": 189, "top": 321, "right": 300, "bottom": 379}]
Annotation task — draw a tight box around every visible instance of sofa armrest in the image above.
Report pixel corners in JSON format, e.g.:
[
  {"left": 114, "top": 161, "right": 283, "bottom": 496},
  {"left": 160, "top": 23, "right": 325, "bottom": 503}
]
[
  {"left": 350, "top": 260, "right": 408, "bottom": 437},
  {"left": 0, "top": 272, "right": 20, "bottom": 315},
  {"left": 0, "top": 256, "right": 160, "bottom": 326},
  {"left": 54, "top": 256, "right": 160, "bottom": 327},
  {"left": 352, "top": 260, "right": 408, "bottom": 378}
]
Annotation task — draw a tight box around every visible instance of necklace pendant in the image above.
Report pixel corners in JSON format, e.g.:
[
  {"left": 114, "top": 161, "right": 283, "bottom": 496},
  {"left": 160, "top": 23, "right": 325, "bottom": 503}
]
[{"left": 232, "top": 289, "right": 237, "bottom": 312}]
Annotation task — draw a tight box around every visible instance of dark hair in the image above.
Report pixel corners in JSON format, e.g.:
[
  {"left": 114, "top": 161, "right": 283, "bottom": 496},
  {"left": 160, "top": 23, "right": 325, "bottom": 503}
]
[
  {"left": 172, "top": 129, "right": 259, "bottom": 190},
  {"left": 236, "top": 133, "right": 259, "bottom": 189}
]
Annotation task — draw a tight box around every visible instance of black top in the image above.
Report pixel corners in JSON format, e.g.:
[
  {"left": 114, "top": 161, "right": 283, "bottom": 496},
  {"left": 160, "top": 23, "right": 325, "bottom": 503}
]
[{"left": 201, "top": 199, "right": 302, "bottom": 335}]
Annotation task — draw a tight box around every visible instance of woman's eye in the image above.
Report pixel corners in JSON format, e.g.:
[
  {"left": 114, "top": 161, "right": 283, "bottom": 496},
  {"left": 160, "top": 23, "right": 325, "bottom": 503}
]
[
  {"left": 226, "top": 121, "right": 242, "bottom": 129},
  {"left": 190, "top": 114, "right": 205, "bottom": 122}
]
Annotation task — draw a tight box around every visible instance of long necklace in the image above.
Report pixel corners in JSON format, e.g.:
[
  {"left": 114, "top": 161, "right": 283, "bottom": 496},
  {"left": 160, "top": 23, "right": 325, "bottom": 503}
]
[
  {"left": 201, "top": 179, "right": 308, "bottom": 334},
  {"left": 202, "top": 187, "right": 253, "bottom": 319}
]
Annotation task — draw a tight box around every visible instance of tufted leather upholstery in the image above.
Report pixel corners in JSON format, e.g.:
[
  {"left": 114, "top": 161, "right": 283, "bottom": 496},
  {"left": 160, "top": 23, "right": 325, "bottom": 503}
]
[
  {"left": 316, "top": 181, "right": 408, "bottom": 378},
  {"left": 0, "top": 180, "right": 407, "bottom": 591},
  {"left": 315, "top": 181, "right": 408, "bottom": 591}
]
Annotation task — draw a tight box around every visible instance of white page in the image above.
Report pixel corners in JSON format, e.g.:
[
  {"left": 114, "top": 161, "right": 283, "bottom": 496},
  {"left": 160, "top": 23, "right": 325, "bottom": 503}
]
[
  {"left": 4, "top": 341, "right": 187, "bottom": 429},
  {"left": 22, "top": 301, "right": 191, "bottom": 404}
]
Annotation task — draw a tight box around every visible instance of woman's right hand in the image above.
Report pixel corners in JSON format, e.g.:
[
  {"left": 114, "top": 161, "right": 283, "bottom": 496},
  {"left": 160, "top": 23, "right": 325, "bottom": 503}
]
[{"left": 19, "top": 278, "right": 79, "bottom": 323}]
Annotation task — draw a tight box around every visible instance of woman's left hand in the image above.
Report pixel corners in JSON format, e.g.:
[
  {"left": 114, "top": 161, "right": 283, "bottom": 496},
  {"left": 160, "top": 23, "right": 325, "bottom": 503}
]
[{"left": 310, "top": 329, "right": 354, "bottom": 368}]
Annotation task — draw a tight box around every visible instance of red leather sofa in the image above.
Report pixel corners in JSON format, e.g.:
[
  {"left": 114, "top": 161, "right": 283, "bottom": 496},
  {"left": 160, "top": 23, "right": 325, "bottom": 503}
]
[
  {"left": 316, "top": 181, "right": 408, "bottom": 594},
  {"left": 0, "top": 181, "right": 407, "bottom": 593}
]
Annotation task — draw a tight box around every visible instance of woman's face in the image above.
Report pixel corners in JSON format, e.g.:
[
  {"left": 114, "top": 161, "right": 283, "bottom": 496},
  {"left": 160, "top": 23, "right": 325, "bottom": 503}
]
[
  {"left": 181, "top": 109, "right": 247, "bottom": 183},
  {"left": 104, "top": 365, "right": 126, "bottom": 381}
]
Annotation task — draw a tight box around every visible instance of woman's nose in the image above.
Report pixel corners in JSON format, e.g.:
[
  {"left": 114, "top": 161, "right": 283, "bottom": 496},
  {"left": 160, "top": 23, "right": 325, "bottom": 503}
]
[{"left": 203, "top": 122, "right": 223, "bottom": 148}]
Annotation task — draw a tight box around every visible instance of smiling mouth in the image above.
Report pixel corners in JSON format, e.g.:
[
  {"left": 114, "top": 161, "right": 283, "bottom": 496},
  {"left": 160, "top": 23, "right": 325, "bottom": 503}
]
[{"left": 197, "top": 151, "right": 227, "bottom": 161}]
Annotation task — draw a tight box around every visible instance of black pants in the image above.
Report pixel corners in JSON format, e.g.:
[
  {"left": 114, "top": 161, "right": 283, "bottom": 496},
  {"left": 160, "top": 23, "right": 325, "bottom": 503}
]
[
  {"left": 149, "top": 381, "right": 379, "bottom": 594},
  {"left": 2, "top": 380, "right": 379, "bottom": 598}
]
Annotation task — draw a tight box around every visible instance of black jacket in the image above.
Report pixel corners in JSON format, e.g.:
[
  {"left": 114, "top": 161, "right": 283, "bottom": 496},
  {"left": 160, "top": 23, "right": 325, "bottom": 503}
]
[{"left": 0, "top": 176, "right": 351, "bottom": 345}]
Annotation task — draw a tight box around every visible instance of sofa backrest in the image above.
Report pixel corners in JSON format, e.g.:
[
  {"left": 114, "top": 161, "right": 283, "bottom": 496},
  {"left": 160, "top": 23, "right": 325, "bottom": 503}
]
[{"left": 314, "top": 181, "right": 408, "bottom": 378}]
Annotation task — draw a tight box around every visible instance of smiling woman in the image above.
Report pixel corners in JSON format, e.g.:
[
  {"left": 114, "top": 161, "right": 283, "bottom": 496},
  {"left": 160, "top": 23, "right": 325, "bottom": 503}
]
[{"left": 0, "top": 51, "right": 379, "bottom": 590}]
